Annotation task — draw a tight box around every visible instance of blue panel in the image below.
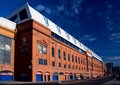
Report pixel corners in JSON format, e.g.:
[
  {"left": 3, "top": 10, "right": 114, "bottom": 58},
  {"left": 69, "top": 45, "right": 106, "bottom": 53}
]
[
  {"left": 74, "top": 75, "right": 77, "bottom": 80},
  {"left": 52, "top": 75, "right": 58, "bottom": 81},
  {"left": 36, "top": 74, "right": 43, "bottom": 81},
  {"left": 0, "top": 75, "right": 13, "bottom": 81}
]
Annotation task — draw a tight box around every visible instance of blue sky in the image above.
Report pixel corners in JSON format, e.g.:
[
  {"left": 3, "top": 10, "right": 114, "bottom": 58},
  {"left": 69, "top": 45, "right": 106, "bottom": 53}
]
[{"left": 0, "top": 0, "right": 120, "bottom": 65}]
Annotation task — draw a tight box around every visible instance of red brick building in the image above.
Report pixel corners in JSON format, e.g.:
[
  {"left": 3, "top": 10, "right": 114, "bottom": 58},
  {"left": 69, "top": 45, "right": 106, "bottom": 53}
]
[
  {"left": 0, "top": 17, "right": 16, "bottom": 81},
  {"left": 7, "top": 3, "right": 104, "bottom": 82}
]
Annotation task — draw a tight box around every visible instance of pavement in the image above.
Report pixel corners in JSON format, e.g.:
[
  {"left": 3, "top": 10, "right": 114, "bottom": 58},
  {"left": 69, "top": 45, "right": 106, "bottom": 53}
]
[
  {"left": 0, "top": 77, "right": 116, "bottom": 85},
  {"left": 102, "top": 79, "right": 120, "bottom": 85}
]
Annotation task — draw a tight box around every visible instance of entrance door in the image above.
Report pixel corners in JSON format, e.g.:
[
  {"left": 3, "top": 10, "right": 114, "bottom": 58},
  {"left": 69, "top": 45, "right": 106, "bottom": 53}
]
[{"left": 36, "top": 72, "right": 43, "bottom": 82}]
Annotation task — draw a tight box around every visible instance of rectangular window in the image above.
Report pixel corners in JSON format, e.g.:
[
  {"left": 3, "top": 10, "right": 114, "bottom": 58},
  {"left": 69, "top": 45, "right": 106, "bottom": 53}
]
[
  {"left": 56, "top": 25, "right": 61, "bottom": 34},
  {"left": 72, "top": 65, "right": 74, "bottom": 69},
  {"left": 68, "top": 65, "right": 70, "bottom": 69},
  {"left": 38, "top": 58, "right": 43, "bottom": 64},
  {"left": 52, "top": 47, "right": 54, "bottom": 57},
  {"left": 44, "top": 59, "right": 47, "bottom": 65},
  {"left": 0, "top": 35, "right": 11, "bottom": 64},
  {"left": 76, "top": 66, "right": 78, "bottom": 69},
  {"left": 64, "top": 64, "right": 66, "bottom": 68},
  {"left": 38, "top": 44, "right": 42, "bottom": 54},
  {"left": 43, "top": 45, "right": 47, "bottom": 54},
  {"left": 58, "top": 62, "right": 61, "bottom": 67},
  {"left": 44, "top": 17, "right": 49, "bottom": 26},
  {"left": 38, "top": 43, "right": 47, "bottom": 54},
  {"left": 52, "top": 61, "right": 55, "bottom": 66}
]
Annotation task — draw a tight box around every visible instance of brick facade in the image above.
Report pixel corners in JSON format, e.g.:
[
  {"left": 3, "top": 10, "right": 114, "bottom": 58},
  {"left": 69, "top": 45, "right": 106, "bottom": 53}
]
[{"left": 15, "top": 20, "right": 104, "bottom": 82}]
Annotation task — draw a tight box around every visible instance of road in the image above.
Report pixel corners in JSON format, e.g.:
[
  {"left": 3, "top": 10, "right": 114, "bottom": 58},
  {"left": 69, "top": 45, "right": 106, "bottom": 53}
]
[{"left": 102, "top": 79, "right": 120, "bottom": 85}]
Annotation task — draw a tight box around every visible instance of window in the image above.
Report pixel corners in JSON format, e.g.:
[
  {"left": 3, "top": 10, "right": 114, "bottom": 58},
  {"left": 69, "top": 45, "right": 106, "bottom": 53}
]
[
  {"left": 52, "top": 61, "right": 55, "bottom": 66},
  {"left": 75, "top": 56, "right": 77, "bottom": 63},
  {"left": 0, "top": 34, "right": 11, "bottom": 64},
  {"left": 51, "top": 32, "right": 83, "bottom": 53},
  {"left": 81, "top": 59, "right": 82, "bottom": 64},
  {"left": 72, "top": 55, "right": 74, "bottom": 62},
  {"left": 58, "top": 49, "right": 61, "bottom": 58},
  {"left": 68, "top": 54, "right": 70, "bottom": 61},
  {"left": 19, "top": 9, "right": 28, "bottom": 21},
  {"left": 38, "top": 44, "right": 42, "bottom": 54},
  {"left": 58, "top": 62, "right": 61, "bottom": 67},
  {"left": 52, "top": 47, "right": 54, "bottom": 57},
  {"left": 56, "top": 25, "right": 61, "bottom": 34},
  {"left": 38, "top": 58, "right": 43, "bottom": 64},
  {"left": 9, "top": 14, "right": 18, "bottom": 22},
  {"left": 73, "top": 38, "right": 76, "bottom": 44},
  {"left": 78, "top": 57, "right": 80, "bottom": 64},
  {"left": 64, "top": 64, "right": 66, "bottom": 68},
  {"left": 63, "top": 51, "right": 66, "bottom": 60},
  {"left": 66, "top": 32, "right": 70, "bottom": 40},
  {"left": 72, "top": 65, "right": 74, "bottom": 69},
  {"left": 76, "top": 66, "right": 78, "bottom": 69},
  {"left": 43, "top": 45, "right": 47, "bottom": 54},
  {"left": 44, "top": 16, "right": 49, "bottom": 26},
  {"left": 38, "top": 43, "right": 47, "bottom": 54},
  {"left": 68, "top": 65, "right": 70, "bottom": 69},
  {"left": 44, "top": 59, "right": 47, "bottom": 65}
]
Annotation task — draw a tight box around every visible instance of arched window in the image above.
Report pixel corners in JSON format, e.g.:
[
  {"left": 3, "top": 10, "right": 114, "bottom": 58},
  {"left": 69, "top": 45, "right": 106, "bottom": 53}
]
[
  {"left": 72, "top": 55, "right": 74, "bottom": 62},
  {"left": 38, "top": 40, "right": 47, "bottom": 54},
  {"left": 63, "top": 51, "right": 66, "bottom": 60},
  {"left": 52, "top": 47, "right": 54, "bottom": 57},
  {"left": 68, "top": 54, "right": 70, "bottom": 61},
  {"left": 58, "top": 49, "right": 61, "bottom": 58}
]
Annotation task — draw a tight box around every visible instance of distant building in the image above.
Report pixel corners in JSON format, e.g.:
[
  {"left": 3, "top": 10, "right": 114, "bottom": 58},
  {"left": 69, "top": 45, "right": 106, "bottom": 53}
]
[
  {"left": 113, "top": 66, "right": 120, "bottom": 76},
  {"left": 106, "top": 62, "right": 113, "bottom": 76}
]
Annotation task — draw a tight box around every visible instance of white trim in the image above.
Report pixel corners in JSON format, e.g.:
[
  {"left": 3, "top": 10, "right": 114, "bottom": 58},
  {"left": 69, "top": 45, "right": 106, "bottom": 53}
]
[
  {"left": 0, "top": 17, "right": 16, "bottom": 30},
  {"left": 0, "top": 73, "right": 13, "bottom": 75}
]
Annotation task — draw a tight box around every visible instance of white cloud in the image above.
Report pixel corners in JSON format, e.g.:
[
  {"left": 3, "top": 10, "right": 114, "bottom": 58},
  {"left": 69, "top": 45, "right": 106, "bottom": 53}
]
[
  {"left": 105, "top": 16, "right": 114, "bottom": 31},
  {"left": 109, "top": 33, "right": 120, "bottom": 40},
  {"left": 111, "top": 33, "right": 120, "bottom": 37},
  {"left": 72, "top": 0, "right": 83, "bottom": 14},
  {"left": 109, "top": 56, "right": 120, "bottom": 60},
  {"left": 35, "top": 4, "right": 45, "bottom": 11},
  {"left": 80, "top": 35, "right": 96, "bottom": 42},
  {"left": 57, "top": 5, "right": 64, "bottom": 12},
  {"left": 56, "top": 0, "right": 84, "bottom": 17},
  {"left": 35, "top": 4, "right": 51, "bottom": 14},
  {"left": 109, "top": 33, "right": 120, "bottom": 43}
]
